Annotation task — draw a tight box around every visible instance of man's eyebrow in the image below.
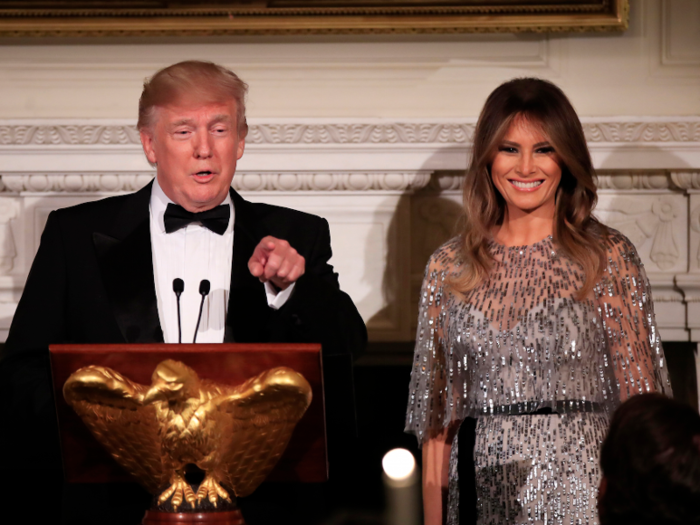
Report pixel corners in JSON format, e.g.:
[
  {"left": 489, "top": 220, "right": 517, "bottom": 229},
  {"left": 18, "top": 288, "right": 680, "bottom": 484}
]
[
  {"left": 168, "top": 115, "right": 232, "bottom": 127},
  {"left": 208, "top": 114, "right": 233, "bottom": 125},
  {"left": 170, "top": 118, "right": 195, "bottom": 127}
]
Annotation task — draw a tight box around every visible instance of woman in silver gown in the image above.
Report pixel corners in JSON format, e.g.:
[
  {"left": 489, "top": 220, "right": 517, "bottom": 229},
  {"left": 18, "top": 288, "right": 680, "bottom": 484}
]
[{"left": 405, "top": 78, "right": 672, "bottom": 525}]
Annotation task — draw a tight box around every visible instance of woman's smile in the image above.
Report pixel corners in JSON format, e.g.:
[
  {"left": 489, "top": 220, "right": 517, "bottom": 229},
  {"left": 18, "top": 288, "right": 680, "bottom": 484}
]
[{"left": 508, "top": 179, "right": 545, "bottom": 191}]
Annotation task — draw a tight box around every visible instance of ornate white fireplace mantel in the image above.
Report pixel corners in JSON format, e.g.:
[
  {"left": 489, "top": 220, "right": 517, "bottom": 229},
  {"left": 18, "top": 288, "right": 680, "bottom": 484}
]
[{"left": 0, "top": 117, "right": 699, "bottom": 350}]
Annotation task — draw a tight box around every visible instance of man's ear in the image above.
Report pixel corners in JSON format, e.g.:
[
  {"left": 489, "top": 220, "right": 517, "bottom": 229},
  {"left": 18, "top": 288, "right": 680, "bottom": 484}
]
[
  {"left": 236, "top": 136, "right": 246, "bottom": 160},
  {"left": 140, "top": 129, "right": 157, "bottom": 165}
]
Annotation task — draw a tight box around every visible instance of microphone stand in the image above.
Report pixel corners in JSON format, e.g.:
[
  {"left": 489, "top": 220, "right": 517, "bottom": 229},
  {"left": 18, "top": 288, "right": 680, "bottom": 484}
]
[{"left": 193, "top": 279, "right": 210, "bottom": 343}]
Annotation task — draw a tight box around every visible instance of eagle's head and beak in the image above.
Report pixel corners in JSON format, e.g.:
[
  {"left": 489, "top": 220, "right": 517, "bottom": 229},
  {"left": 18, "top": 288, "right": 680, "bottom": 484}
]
[{"left": 143, "top": 359, "right": 199, "bottom": 405}]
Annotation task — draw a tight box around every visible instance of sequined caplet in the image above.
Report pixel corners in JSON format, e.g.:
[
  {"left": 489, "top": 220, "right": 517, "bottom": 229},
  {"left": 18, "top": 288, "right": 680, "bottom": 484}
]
[{"left": 405, "top": 229, "right": 671, "bottom": 444}]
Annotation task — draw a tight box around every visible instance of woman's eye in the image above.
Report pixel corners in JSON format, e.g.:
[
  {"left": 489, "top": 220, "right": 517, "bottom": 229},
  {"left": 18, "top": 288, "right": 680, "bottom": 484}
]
[
  {"left": 498, "top": 146, "right": 517, "bottom": 153},
  {"left": 537, "top": 146, "right": 555, "bottom": 154}
]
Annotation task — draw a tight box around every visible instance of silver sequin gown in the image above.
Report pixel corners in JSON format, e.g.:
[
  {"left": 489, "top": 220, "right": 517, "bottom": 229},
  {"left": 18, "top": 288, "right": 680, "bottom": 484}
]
[{"left": 405, "top": 230, "right": 671, "bottom": 525}]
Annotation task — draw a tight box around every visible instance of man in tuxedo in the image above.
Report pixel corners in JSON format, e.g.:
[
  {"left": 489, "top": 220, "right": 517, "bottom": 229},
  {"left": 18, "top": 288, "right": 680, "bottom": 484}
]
[{"left": 0, "top": 61, "right": 366, "bottom": 524}]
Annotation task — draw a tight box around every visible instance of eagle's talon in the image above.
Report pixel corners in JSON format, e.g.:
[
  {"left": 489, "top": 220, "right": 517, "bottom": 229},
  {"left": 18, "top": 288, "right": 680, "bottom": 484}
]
[
  {"left": 158, "top": 484, "right": 176, "bottom": 505},
  {"left": 159, "top": 473, "right": 196, "bottom": 511},
  {"left": 185, "top": 484, "right": 197, "bottom": 509},
  {"left": 196, "top": 474, "right": 231, "bottom": 506}
]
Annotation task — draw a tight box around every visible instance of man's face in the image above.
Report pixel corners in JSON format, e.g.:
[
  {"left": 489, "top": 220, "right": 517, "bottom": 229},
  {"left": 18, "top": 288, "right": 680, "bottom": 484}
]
[{"left": 140, "top": 100, "right": 245, "bottom": 212}]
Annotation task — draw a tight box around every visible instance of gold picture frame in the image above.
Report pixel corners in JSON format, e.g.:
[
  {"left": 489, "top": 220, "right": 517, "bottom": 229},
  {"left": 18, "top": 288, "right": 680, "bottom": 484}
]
[{"left": 0, "top": 1, "right": 629, "bottom": 37}]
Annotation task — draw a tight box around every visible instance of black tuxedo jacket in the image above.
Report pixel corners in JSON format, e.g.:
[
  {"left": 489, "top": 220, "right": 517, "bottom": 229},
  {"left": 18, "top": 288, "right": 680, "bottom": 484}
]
[
  {"left": 5, "top": 182, "right": 365, "bottom": 352},
  {"left": 0, "top": 182, "right": 366, "bottom": 524}
]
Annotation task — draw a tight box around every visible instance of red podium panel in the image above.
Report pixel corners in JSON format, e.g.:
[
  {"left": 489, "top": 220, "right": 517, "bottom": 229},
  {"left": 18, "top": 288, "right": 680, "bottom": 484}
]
[{"left": 49, "top": 343, "right": 327, "bottom": 485}]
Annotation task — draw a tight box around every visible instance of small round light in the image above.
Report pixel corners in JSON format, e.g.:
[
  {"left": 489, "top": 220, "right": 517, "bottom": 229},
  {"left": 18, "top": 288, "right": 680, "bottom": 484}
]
[{"left": 382, "top": 448, "right": 416, "bottom": 481}]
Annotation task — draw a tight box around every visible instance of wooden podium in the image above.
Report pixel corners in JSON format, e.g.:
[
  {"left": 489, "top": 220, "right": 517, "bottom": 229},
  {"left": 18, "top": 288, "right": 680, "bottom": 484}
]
[{"left": 50, "top": 343, "right": 327, "bottom": 524}]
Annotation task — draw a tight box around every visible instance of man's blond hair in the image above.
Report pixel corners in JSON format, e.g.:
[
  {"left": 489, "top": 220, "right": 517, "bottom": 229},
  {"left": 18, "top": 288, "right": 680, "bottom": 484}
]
[{"left": 138, "top": 60, "right": 248, "bottom": 136}]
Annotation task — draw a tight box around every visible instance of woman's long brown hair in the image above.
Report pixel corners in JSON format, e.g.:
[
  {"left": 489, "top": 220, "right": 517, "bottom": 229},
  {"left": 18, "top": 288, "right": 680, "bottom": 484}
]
[{"left": 455, "top": 77, "right": 608, "bottom": 299}]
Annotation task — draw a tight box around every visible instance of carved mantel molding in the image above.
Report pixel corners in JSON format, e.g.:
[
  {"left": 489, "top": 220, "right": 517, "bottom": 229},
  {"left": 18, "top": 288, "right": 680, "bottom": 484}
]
[
  {"left": 597, "top": 172, "right": 700, "bottom": 191},
  {"left": 1, "top": 172, "right": 697, "bottom": 195},
  {"left": 0, "top": 172, "right": 433, "bottom": 193},
  {"left": 1, "top": 119, "right": 699, "bottom": 146},
  {"left": 420, "top": 171, "right": 700, "bottom": 193}
]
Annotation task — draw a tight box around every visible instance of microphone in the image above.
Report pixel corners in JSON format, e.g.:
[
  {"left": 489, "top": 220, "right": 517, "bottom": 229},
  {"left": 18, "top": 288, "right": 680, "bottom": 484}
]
[
  {"left": 193, "top": 279, "right": 211, "bottom": 343},
  {"left": 172, "top": 278, "right": 184, "bottom": 344}
]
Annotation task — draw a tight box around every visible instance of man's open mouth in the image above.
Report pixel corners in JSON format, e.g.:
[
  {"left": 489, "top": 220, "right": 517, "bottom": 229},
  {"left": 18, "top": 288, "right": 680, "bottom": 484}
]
[{"left": 194, "top": 171, "right": 213, "bottom": 177}]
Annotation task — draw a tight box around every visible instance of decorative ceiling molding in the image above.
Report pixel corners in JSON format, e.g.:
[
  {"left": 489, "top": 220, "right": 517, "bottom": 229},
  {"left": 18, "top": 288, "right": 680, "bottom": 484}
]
[
  {"left": 1, "top": 119, "right": 699, "bottom": 146},
  {"left": 247, "top": 124, "right": 475, "bottom": 145},
  {"left": 0, "top": 124, "right": 140, "bottom": 146},
  {"left": 584, "top": 121, "right": 700, "bottom": 143}
]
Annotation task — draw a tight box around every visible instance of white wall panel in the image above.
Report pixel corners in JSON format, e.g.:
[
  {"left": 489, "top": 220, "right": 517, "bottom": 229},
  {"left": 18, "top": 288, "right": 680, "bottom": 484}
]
[{"left": 0, "top": 1, "right": 697, "bottom": 120}]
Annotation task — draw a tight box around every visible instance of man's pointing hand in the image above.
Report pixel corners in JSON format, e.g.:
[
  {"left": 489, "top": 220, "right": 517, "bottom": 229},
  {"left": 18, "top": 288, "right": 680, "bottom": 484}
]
[{"left": 248, "top": 236, "right": 305, "bottom": 291}]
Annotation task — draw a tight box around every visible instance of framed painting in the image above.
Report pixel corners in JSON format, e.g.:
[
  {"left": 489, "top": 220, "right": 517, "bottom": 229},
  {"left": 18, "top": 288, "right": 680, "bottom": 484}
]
[{"left": 0, "top": 1, "right": 629, "bottom": 36}]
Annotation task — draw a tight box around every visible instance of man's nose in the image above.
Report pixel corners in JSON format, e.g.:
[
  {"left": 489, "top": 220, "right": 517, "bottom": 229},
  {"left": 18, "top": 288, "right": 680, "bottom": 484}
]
[{"left": 193, "top": 133, "right": 213, "bottom": 159}]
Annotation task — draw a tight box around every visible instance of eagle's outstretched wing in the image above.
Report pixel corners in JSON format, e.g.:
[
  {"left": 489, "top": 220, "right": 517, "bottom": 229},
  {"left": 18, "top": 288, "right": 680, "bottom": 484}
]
[
  {"left": 211, "top": 367, "right": 313, "bottom": 497},
  {"left": 63, "top": 366, "right": 167, "bottom": 493}
]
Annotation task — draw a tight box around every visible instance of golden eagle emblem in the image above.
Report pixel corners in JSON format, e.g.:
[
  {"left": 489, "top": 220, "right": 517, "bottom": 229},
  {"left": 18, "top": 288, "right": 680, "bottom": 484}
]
[{"left": 63, "top": 360, "right": 312, "bottom": 511}]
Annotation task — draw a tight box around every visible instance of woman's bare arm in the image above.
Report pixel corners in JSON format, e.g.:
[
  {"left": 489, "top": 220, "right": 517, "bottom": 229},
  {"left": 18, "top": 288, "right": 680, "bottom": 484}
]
[{"left": 423, "top": 426, "right": 457, "bottom": 525}]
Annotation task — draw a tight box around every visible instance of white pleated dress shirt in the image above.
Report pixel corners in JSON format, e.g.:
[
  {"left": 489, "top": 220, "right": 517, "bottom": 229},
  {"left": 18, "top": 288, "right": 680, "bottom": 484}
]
[{"left": 149, "top": 179, "right": 294, "bottom": 344}]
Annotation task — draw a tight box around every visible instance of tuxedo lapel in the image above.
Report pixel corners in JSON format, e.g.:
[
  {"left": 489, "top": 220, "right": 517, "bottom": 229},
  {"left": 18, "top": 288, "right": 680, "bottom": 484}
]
[
  {"left": 224, "top": 189, "right": 269, "bottom": 343},
  {"left": 93, "top": 182, "right": 164, "bottom": 343}
]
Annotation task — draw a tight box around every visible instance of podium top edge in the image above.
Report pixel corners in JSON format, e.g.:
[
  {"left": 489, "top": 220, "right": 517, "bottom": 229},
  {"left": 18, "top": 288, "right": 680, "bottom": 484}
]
[{"left": 49, "top": 343, "right": 322, "bottom": 354}]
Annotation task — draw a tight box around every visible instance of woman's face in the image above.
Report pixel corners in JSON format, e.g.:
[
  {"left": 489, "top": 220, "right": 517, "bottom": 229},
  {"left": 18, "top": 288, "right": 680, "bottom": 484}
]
[{"left": 490, "top": 117, "right": 562, "bottom": 220}]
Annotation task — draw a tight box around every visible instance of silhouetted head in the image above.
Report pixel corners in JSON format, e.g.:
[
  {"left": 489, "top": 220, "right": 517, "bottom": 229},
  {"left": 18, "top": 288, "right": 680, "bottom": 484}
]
[{"left": 599, "top": 393, "right": 700, "bottom": 525}]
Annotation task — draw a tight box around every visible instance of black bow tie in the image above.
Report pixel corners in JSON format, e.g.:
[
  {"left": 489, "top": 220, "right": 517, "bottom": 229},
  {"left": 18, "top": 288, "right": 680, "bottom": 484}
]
[{"left": 163, "top": 203, "right": 230, "bottom": 235}]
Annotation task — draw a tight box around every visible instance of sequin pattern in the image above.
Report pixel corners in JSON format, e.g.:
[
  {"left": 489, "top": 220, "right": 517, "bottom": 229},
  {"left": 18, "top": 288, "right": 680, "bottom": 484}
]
[{"left": 405, "top": 230, "right": 671, "bottom": 525}]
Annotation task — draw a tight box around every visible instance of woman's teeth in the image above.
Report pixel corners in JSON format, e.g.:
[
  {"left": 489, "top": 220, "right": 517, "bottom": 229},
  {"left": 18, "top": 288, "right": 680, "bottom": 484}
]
[{"left": 511, "top": 180, "right": 543, "bottom": 189}]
